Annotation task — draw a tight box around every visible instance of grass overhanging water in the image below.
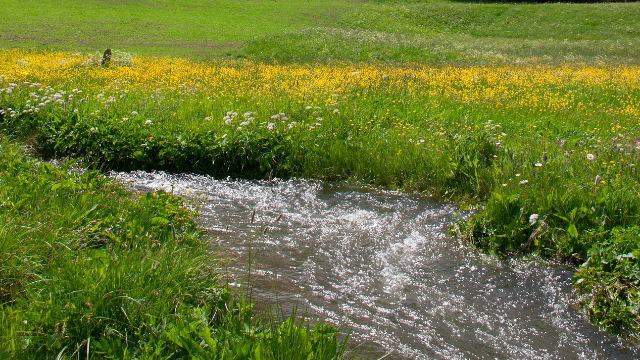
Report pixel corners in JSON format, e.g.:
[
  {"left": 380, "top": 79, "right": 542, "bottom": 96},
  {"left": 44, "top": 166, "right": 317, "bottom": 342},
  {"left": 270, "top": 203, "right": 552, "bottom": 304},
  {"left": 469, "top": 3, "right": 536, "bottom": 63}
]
[{"left": 0, "top": 138, "right": 350, "bottom": 358}]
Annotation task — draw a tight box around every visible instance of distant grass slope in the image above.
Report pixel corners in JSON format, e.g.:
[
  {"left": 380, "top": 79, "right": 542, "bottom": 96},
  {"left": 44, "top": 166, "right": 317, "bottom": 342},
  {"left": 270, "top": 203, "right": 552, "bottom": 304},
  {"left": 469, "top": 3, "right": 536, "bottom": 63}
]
[
  {"left": 1, "top": 0, "right": 639, "bottom": 64},
  {"left": 0, "top": 0, "right": 358, "bottom": 60},
  {"left": 245, "top": 1, "right": 640, "bottom": 64}
]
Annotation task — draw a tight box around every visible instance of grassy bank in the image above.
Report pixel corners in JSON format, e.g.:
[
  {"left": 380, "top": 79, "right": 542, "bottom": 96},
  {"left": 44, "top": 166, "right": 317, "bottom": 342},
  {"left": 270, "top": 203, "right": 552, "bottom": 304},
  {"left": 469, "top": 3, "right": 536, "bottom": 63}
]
[
  {"left": 0, "top": 137, "right": 348, "bottom": 358},
  {"left": 1, "top": 49, "right": 639, "bottom": 339}
]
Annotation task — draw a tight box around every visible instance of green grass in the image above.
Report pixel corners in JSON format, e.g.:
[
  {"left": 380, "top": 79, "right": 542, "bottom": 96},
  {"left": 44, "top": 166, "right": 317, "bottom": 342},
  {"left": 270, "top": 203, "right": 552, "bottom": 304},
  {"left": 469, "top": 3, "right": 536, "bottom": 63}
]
[
  {"left": 1, "top": 0, "right": 639, "bottom": 64},
  {"left": 0, "top": 0, "right": 359, "bottom": 60},
  {"left": 0, "top": 138, "right": 349, "bottom": 358},
  {"left": 246, "top": 1, "right": 640, "bottom": 64}
]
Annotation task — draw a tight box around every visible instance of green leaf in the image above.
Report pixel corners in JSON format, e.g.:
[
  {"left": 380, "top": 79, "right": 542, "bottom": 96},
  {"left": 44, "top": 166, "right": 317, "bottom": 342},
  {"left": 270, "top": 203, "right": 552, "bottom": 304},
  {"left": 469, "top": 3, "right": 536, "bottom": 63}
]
[
  {"left": 567, "top": 224, "right": 578, "bottom": 239},
  {"left": 74, "top": 203, "right": 99, "bottom": 223},
  {"left": 151, "top": 217, "right": 170, "bottom": 226}
]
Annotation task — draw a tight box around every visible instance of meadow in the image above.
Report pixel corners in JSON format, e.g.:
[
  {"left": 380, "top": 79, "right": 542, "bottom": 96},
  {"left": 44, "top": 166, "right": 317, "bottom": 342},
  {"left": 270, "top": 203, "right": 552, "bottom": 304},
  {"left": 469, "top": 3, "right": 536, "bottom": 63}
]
[
  {"left": 1, "top": 0, "right": 640, "bottom": 357},
  {"left": 1, "top": 0, "right": 639, "bottom": 64}
]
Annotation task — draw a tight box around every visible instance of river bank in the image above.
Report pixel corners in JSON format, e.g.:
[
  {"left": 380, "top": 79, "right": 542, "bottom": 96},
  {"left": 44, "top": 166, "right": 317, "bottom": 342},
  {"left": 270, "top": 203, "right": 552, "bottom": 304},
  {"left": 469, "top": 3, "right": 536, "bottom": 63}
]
[
  {"left": 0, "top": 138, "right": 347, "bottom": 358},
  {"left": 1, "top": 49, "right": 639, "bottom": 345}
]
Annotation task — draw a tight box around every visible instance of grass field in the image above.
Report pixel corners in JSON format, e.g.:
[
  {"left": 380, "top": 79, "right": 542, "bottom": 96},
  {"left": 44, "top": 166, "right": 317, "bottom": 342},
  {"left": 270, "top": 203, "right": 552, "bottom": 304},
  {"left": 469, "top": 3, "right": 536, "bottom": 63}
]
[
  {"left": 0, "top": 0, "right": 359, "bottom": 60},
  {"left": 1, "top": 0, "right": 639, "bottom": 64},
  {"left": 1, "top": 0, "right": 640, "bottom": 356}
]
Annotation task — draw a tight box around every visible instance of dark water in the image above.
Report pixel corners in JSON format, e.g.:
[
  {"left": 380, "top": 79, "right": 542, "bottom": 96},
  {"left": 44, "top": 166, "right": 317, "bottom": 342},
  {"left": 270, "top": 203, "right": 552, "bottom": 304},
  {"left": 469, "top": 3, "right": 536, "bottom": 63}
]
[{"left": 114, "top": 171, "right": 639, "bottom": 360}]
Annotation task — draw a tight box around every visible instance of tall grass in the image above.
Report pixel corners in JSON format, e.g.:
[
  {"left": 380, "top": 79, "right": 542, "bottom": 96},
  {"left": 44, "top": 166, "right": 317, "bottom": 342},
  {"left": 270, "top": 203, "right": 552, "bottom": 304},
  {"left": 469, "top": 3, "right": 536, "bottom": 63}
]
[{"left": 0, "top": 137, "right": 348, "bottom": 358}]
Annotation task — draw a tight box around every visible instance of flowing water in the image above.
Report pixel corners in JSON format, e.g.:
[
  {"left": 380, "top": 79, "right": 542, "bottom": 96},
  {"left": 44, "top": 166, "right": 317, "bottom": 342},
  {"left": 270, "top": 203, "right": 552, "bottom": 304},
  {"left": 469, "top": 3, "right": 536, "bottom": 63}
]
[{"left": 114, "top": 171, "right": 639, "bottom": 360}]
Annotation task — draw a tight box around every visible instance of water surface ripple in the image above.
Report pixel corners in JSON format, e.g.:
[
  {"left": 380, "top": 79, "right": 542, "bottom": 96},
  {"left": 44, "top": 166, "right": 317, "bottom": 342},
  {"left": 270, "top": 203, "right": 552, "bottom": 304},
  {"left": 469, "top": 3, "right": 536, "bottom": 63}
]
[{"left": 114, "top": 171, "right": 638, "bottom": 360}]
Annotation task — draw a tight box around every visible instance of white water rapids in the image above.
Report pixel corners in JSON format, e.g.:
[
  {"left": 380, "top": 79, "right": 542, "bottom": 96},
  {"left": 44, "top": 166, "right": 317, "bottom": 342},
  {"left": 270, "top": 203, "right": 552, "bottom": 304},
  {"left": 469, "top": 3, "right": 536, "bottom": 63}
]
[{"left": 113, "top": 171, "right": 639, "bottom": 359}]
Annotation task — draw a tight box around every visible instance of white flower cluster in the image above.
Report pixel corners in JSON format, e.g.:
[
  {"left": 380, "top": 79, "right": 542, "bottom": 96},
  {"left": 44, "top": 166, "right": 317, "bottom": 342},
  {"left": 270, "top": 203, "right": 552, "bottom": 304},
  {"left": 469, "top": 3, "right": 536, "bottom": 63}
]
[
  {"left": 266, "top": 112, "right": 301, "bottom": 131},
  {"left": 270, "top": 112, "right": 288, "bottom": 121},
  {"left": 223, "top": 111, "right": 257, "bottom": 131},
  {"left": 0, "top": 82, "right": 80, "bottom": 117},
  {"left": 223, "top": 111, "right": 238, "bottom": 125}
]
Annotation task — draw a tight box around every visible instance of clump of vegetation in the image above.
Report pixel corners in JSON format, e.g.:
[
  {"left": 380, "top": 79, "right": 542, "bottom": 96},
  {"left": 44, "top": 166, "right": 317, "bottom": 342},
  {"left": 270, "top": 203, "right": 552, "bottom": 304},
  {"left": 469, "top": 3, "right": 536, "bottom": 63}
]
[
  {"left": 0, "top": 138, "right": 347, "bottom": 358},
  {"left": 574, "top": 227, "right": 640, "bottom": 337}
]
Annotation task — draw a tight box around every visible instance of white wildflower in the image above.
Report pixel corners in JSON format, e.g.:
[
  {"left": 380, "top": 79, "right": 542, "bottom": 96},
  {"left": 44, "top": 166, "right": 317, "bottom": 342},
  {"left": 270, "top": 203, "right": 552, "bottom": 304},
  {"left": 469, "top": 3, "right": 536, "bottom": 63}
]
[{"left": 529, "top": 214, "right": 539, "bottom": 225}]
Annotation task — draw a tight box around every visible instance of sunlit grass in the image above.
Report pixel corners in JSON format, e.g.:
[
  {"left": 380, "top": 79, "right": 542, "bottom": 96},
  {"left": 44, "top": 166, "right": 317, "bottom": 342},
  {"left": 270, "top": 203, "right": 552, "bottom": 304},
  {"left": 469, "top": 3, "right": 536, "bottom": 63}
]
[{"left": 1, "top": 0, "right": 639, "bottom": 64}]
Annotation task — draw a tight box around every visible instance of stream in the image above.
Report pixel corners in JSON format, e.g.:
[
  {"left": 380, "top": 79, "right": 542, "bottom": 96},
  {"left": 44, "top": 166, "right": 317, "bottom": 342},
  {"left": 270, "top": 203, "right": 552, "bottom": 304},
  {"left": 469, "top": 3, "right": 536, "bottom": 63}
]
[{"left": 113, "top": 171, "right": 639, "bottom": 360}]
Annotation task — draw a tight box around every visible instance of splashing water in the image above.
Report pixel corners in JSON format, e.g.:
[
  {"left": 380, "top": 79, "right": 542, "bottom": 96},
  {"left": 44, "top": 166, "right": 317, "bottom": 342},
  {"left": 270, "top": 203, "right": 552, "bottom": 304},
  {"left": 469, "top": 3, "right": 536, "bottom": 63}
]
[{"left": 113, "top": 171, "right": 639, "bottom": 359}]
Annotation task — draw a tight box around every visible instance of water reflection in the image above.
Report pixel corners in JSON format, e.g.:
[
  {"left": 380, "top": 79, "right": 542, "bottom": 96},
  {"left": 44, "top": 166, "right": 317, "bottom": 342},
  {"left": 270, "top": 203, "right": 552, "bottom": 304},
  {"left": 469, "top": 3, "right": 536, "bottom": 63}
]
[{"left": 113, "top": 171, "right": 638, "bottom": 360}]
